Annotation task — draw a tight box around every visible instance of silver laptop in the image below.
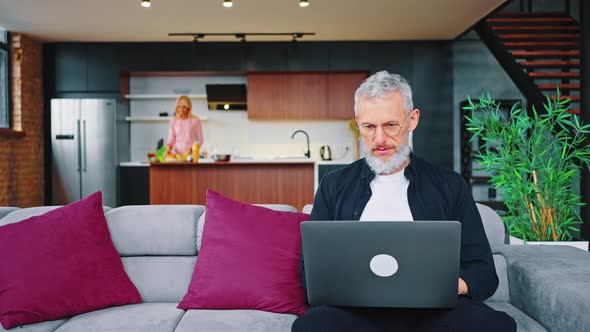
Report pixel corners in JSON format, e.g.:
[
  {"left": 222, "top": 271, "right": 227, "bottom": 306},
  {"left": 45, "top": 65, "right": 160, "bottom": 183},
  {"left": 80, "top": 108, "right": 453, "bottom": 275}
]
[{"left": 300, "top": 221, "right": 461, "bottom": 308}]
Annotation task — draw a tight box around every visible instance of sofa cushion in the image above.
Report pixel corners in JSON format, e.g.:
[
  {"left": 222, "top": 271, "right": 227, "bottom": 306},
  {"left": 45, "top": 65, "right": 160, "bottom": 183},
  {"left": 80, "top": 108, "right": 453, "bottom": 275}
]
[
  {"left": 0, "top": 207, "right": 19, "bottom": 220},
  {"left": 485, "top": 302, "right": 547, "bottom": 332},
  {"left": 0, "top": 192, "right": 141, "bottom": 329},
  {"left": 487, "top": 254, "right": 510, "bottom": 302},
  {"left": 476, "top": 203, "right": 505, "bottom": 253},
  {"left": 0, "top": 206, "right": 111, "bottom": 226},
  {"left": 498, "top": 245, "right": 590, "bottom": 332},
  {"left": 106, "top": 205, "right": 205, "bottom": 256},
  {"left": 122, "top": 256, "right": 196, "bottom": 303},
  {"left": 53, "top": 303, "right": 185, "bottom": 332},
  {"left": 175, "top": 310, "right": 297, "bottom": 332},
  {"left": 301, "top": 204, "right": 313, "bottom": 214},
  {"left": 196, "top": 204, "right": 298, "bottom": 252},
  {"left": 0, "top": 319, "right": 66, "bottom": 332},
  {"left": 179, "top": 190, "right": 309, "bottom": 315}
]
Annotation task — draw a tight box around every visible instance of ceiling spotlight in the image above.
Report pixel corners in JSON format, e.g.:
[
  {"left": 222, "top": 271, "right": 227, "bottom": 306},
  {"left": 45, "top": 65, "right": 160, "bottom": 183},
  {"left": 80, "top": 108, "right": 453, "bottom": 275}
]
[
  {"left": 141, "top": 0, "right": 151, "bottom": 8},
  {"left": 223, "top": 0, "right": 233, "bottom": 8},
  {"left": 299, "top": 0, "right": 309, "bottom": 7}
]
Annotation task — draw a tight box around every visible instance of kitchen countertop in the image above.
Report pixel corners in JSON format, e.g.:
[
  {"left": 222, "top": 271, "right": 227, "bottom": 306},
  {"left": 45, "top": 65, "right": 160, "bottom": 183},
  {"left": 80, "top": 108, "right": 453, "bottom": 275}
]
[
  {"left": 120, "top": 161, "right": 151, "bottom": 167},
  {"left": 316, "top": 160, "right": 352, "bottom": 165},
  {"left": 120, "top": 159, "right": 351, "bottom": 167}
]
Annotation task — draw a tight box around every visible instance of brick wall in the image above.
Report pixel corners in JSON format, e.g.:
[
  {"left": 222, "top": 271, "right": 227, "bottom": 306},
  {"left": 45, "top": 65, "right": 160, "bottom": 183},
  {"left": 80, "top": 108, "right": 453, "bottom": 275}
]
[{"left": 0, "top": 34, "right": 44, "bottom": 207}]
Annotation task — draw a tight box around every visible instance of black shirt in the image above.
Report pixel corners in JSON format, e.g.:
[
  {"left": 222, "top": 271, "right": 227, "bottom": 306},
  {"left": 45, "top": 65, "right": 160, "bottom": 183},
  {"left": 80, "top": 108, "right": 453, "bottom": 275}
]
[{"left": 304, "top": 154, "right": 498, "bottom": 301}]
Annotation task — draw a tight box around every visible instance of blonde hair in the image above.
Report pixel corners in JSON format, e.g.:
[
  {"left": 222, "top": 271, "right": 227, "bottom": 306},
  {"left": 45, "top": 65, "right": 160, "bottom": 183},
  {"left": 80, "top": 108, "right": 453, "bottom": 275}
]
[{"left": 174, "top": 95, "right": 195, "bottom": 118}]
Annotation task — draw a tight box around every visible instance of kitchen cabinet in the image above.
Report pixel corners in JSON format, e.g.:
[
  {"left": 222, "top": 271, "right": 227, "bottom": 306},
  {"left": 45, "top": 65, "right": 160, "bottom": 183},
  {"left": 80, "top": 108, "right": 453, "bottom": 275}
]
[
  {"left": 287, "top": 43, "right": 331, "bottom": 71},
  {"left": 54, "top": 44, "right": 121, "bottom": 93},
  {"left": 247, "top": 71, "right": 368, "bottom": 120},
  {"left": 328, "top": 42, "right": 369, "bottom": 71},
  {"left": 119, "top": 165, "right": 150, "bottom": 205},
  {"left": 245, "top": 43, "right": 289, "bottom": 71},
  {"left": 86, "top": 44, "right": 121, "bottom": 92},
  {"left": 150, "top": 161, "right": 314, "bottom": 211},
  {"left": 282, "top": 73, "right": 329, "bottom": 119},
  {"left": 55, "top": 44, "right": 87, "bottom": 92},
  {"left": 327, "top": 72, "right": 367, "bottom": 118}
]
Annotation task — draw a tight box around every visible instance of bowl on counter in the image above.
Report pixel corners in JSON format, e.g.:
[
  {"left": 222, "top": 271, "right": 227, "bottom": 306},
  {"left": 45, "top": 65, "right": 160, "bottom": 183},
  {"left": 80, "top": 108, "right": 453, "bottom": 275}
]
[{"left": 212, "top": 154, "right": 231, "bottom": 162}]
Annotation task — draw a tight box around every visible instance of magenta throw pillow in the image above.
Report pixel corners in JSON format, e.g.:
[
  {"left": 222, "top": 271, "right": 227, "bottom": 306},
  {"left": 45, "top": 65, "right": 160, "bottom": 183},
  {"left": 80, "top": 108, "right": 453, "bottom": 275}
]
[
  {"left": 178, "top": 189, "right": 309, "bottom": 315},
  {"left": 0, "top": 192, "right": 141, "bottom": 329}
]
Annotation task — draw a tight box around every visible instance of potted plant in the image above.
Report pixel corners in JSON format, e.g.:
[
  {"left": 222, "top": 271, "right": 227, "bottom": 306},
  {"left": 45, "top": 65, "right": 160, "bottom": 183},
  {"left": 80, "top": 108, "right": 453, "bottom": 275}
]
[{"left": 464, "top": 92, "right": 590, "bottom": 250}]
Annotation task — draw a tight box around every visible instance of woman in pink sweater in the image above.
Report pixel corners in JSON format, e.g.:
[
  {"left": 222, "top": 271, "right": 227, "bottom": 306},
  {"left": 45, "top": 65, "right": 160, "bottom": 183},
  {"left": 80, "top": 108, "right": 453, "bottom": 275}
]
[{"left": 166, "top": 96, "right": 204, "bottom": 157}]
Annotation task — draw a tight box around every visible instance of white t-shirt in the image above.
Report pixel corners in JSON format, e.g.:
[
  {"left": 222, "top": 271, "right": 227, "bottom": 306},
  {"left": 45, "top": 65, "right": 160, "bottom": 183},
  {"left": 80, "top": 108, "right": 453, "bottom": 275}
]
[{"left": 359, "top": 169, "right": 414, "bottom": 221}]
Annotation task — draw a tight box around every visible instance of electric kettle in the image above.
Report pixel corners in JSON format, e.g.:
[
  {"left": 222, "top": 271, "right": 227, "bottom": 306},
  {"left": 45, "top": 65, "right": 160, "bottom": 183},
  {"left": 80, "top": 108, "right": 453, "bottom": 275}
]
[{"left": 320, "top": 145, "right": 332, "bottom": 161}]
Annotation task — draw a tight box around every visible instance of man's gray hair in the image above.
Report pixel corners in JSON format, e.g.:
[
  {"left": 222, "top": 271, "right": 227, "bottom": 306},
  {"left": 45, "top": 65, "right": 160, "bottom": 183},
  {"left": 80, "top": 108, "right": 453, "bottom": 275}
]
[{"left": 354, "top": 71, "right": 414, "bottom": 116}]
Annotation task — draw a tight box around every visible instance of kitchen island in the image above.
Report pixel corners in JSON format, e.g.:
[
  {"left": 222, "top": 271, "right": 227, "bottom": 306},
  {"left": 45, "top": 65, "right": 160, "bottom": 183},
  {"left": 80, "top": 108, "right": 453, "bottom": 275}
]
[{"left": 149, "top": 159, "right": 315, "bottom": 211}]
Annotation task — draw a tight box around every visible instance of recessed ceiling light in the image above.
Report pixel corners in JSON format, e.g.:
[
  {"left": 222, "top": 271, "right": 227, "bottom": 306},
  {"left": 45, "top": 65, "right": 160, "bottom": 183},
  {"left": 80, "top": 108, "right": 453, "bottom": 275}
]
[
  {"left": 141, "top": 0, "right": 151, "bottom": 8},
  {"left": 223, "top": 0, "right": 233, "bottom": 8},
  {"left": 299, "top": 0, "right": 309, "bottom": 7}
]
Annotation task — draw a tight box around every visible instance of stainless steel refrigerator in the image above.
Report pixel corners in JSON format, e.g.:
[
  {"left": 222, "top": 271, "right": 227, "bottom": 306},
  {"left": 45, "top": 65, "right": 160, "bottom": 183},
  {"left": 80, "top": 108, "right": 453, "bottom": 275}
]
[{"left": 51, "top": 99, "right": 117, "bottom": 207}]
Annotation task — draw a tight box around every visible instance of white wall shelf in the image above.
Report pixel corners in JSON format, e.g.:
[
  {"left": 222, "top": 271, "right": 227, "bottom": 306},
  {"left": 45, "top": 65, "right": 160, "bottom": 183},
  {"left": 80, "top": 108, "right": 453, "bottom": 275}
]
[
  {"left": 125, "top": 116, "right": 208, "bottom": 122},
  {"left": 124, "top": 94, "right": 207, "bottom": 100}
]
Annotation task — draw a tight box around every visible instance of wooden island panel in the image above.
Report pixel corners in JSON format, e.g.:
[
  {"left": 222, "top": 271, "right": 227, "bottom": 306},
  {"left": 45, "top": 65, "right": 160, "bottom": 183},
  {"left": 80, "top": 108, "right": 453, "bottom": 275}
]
[{"left": 149, "top": 162, "right": 315, "bottom": 211}]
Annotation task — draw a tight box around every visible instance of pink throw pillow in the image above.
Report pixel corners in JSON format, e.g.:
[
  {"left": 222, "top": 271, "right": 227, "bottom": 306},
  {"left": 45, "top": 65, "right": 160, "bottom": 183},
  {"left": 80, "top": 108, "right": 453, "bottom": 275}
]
[
  {"left": 178, "top": 189, "right": 309, "bottom": 315},
  {"left": 0, "top": 192, "right": 141, "bottom": 329}
]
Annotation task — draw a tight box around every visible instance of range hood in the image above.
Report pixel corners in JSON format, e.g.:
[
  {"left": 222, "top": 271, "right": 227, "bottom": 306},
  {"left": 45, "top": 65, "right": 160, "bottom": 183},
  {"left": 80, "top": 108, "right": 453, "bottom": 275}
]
[{"left": 205, "top": 84, "right": 247, "bottom": 111}]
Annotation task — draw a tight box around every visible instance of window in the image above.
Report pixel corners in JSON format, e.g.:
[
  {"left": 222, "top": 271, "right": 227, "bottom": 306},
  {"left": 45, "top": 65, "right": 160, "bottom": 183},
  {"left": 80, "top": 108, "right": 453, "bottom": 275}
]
[{"left": 0, "top": 27, "right": 9, "bottom": 129}]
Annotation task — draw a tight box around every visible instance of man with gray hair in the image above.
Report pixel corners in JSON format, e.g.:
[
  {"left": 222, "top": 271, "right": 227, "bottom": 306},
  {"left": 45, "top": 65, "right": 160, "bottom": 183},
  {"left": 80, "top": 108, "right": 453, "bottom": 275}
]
[{"left": 292, "top": 71, "right": 516, "bottom": 331}]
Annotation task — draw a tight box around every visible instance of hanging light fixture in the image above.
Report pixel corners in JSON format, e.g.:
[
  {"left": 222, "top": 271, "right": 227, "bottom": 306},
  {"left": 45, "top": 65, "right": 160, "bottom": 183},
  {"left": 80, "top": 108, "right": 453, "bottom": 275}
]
[
  {"left": 141, "top": 0, "right": 151, "bottom": 8},
  {"left": 299, "top": 0, "right": 309, "bottom": 7},
  {"left": 223, "top": 0, "right": 233, "bottom": 8}
]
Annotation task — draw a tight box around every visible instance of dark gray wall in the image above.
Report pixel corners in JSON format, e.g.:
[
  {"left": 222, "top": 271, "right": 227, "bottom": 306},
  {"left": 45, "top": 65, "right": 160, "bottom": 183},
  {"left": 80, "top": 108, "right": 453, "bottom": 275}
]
[
  {"left": 45, "top": 41, "right": 455, "bottom": 169},
  {"left": 452, "top": 32, "right": 524, "bottom": 172}
]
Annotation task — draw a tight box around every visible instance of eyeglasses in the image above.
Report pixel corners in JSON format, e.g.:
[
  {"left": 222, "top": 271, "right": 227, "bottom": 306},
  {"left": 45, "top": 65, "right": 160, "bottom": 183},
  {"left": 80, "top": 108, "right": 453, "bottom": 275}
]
[{"left": 357, "top": 111, "right": 413, "bottom": 137}]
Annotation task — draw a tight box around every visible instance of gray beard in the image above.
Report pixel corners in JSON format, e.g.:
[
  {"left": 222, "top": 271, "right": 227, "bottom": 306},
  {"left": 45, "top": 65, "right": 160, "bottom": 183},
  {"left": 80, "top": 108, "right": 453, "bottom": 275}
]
[{"left": 361, "top": 138, "right": 412, "bottom": 175}]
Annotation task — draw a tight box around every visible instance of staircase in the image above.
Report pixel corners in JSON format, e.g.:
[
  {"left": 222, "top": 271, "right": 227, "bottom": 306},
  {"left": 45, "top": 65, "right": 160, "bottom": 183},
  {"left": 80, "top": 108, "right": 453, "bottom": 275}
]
[{"left": 475, "top": 11, "right": 581, "bottom": 114}]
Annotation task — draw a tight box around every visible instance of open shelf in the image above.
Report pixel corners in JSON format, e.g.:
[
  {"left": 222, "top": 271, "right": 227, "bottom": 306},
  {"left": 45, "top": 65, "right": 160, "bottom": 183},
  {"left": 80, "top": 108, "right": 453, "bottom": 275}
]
[
  {"left": 124, "top": 94, "right": 207, "bottom": 100},
  {"left": 125, "top": 116, "right": 208, "bottom": 122}
]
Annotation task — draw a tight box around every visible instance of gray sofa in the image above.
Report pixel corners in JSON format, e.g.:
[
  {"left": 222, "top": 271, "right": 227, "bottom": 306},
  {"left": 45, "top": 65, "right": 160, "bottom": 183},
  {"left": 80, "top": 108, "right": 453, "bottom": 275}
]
[{"left": 1, "top": 203, "right": 589, "bottom": 332}]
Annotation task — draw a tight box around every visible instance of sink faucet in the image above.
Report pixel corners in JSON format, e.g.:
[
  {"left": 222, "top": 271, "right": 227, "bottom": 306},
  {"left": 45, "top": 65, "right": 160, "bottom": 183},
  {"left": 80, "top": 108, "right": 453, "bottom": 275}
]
[{"left": 291, "top": 130, "right": 310, "bottom": 158}]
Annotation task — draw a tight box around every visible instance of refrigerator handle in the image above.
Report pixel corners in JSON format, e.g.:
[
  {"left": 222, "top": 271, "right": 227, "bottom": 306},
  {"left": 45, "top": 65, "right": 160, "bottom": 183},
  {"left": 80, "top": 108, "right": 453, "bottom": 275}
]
[
  {"left": 76, "top": 120, "right": 82, "bottom": 172},
  {"left": 82, "top": 120, "right": 87, "bottom": 172}
]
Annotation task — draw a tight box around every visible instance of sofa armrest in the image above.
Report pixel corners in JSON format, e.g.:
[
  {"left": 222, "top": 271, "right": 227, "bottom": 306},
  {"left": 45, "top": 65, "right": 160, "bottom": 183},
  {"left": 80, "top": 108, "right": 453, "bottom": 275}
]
[
  {"left": 0, "top": 207, "right": 19, "bottom": 220},
  {"left": 497, "top": 245, "right": 590, "bottom": 332}
]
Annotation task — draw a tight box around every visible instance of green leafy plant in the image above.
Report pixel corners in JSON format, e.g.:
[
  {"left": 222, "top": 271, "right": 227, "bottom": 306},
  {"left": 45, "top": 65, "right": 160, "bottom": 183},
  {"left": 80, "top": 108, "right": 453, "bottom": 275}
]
[{"left": 464, "top": 91, "right": 590, "bottom": 241}]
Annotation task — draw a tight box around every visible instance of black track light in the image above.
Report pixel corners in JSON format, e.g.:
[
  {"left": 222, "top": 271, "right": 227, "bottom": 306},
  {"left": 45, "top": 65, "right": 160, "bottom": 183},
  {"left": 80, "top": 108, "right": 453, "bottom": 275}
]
[{"left": 169, "top": 32, "right": 315, "bottom": 42}]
